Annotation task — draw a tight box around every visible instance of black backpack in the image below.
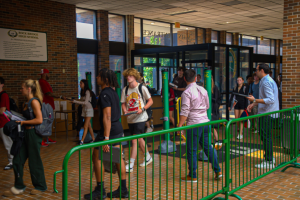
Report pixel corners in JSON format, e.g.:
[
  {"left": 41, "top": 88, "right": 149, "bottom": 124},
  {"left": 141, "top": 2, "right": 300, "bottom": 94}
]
[
  {"left": 0, "top": 91, "right": 18, "bottom": 112},
  {"left": 125, "top": 84, "right": 152, "bottom": 121},
  {"left": 89, "top": 90, "right": 97, "bottom": 108}
]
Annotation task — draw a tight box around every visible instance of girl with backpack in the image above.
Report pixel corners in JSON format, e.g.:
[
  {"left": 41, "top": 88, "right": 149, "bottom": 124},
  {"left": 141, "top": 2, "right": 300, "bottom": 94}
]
[
  {"left": 66, "top": 79, "right": 95, "bottom": 145},
  {"left": 3, "top": 79, "right": 47, "bottom": 197}
]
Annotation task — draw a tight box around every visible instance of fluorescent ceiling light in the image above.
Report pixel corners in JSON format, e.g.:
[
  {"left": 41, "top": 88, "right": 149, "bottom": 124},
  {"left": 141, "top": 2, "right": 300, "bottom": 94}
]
[
  {"left": 215, "top": 21, "right": 243, "bottom": 25},
  {"left": 164, "top": 10, "right": 197, "bottom": 16}
]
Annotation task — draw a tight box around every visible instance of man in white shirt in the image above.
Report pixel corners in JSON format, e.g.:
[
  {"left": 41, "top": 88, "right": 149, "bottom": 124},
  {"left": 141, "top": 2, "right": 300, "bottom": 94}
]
[{"left": 121, "top": 68, "right": 153, "bottom": 173}]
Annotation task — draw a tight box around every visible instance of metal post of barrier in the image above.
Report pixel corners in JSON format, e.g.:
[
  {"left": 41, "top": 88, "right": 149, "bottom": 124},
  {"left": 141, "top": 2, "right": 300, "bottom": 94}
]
[
  {"left": 85, "top": 72, "right": 93, "bottom": 128},
  {"left": 114, "top": 71, "right": 122, "bottom": 122},
  {"left": 162, "top": 69, "right": 170, "bottom": 140},
  {"left": 158, "top": 69, "right": 176, "bottom": 153}
]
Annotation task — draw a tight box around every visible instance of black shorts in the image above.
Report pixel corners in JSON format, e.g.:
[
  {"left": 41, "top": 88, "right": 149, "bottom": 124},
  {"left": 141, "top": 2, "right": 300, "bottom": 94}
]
[
  {"left": 94, "top": 132, "right": 124, "bottom": 149},
  {"left": 128, "top": 122, "right": 146, "bottom": 135},
  {"left": 234, "top": 102, "right": 245, "bottom": 110}
]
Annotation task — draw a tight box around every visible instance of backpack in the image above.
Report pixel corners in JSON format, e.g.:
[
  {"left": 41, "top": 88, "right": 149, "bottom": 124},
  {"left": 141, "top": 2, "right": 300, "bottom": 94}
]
[
  {"left": 27, "top": 97, "right": 54, "bottom": 137},
  {"left": 89, "top": 90, "right": 97, "bottom": 108},
  {"left": 125, "top": 83, "right": 152, "bottom": 121},
  {"left": 0, "top": 91, "right": 18, "bottom": 112}
]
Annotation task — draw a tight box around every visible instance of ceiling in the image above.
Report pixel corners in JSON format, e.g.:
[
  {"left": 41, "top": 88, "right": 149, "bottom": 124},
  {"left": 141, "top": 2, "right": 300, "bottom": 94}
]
[{"left": 53, "top": 0, "right": 283, "bottom": 39}]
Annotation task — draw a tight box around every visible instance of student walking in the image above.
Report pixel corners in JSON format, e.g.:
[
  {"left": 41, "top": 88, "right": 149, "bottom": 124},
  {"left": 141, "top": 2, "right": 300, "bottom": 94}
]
[
  {"left": 178, "top": 69, "right": 222, "bottom": 182},
  {"left": 38, "top": 68, "right": 58, "bottom": 146},
  {"left": 84, "top": 69, "right": 128, "bottom": 199},
  {"left": 247, "top": 63, "right": 279, "bottom": 169},
  {"left": 248, "top": 72, "right": 260, "bottom": 133},
  {"left": 211, "top": 76, "right": 222, "bottom": 149},
  {"left": 121, "top": 68, "right": 153, "bottom": 173},
  {"left": 0, "top": 77, "right": 14, "bottom": 170},
  {"left": 66, "top": 79, "right": 95, "bottom": 145},
  {"left": 3, "top": 80, "right": 47, "bottom": 197},
  {"left": 228, "top": 77, "right": 249, "bottom": 140},
  {"left": 170, "top": 67, "right": 187, "bottom": 98}
]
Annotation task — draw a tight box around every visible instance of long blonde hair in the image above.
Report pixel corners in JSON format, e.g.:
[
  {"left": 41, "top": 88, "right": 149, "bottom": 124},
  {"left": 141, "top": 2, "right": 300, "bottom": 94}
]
[{"left": 23, "top": 79, "right": 43, "bottom": 102}]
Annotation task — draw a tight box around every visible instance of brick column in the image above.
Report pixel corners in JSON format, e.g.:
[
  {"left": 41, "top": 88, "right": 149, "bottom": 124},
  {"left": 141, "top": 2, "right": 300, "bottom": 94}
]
[
  {"left": 126, "top": 15, "right": 134, "bottom": 68},
  {"left": 275, "top": 39, "right": 281, "bottom": 78},
  {"left": 282, "top": 0, "right": 300, "bottom": 108},
  {"left": 219, "top": 31, "right": 226, "bottom": 44},
  {"left": 205, "top": 28, "right": 212, "bottom": 43},
  {"left": 97, "top": 10, "right": 109, "bottom": 69},
  {"left": 233, "top": 33, "right": 239, "bottom": 45}
]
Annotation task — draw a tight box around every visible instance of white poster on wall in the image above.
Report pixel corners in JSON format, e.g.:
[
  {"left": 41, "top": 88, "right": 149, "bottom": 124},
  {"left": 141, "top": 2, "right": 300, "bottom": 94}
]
[{"left": 0, "top": 28, "right": 47, "bottom": 62}]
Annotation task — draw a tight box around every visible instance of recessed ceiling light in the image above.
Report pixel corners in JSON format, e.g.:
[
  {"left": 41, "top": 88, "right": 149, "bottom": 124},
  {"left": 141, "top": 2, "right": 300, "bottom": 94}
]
[
  {"left": 186, "top": 28, "right": 188, "bottom": 29},
  {"left": 151, "top": 23, "right": 155, "bottom": 24},
  {"left": 226, "top": 22, "right": 229, "bottom": 23},
  {"left": 164, "top": 10, "right": 197, "bottom": 16}
]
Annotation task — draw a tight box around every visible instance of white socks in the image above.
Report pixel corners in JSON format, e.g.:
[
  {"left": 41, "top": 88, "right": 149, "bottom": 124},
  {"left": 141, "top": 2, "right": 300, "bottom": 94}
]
[{"left": 146, "top": 152, "right": 151, "bottom": 161}]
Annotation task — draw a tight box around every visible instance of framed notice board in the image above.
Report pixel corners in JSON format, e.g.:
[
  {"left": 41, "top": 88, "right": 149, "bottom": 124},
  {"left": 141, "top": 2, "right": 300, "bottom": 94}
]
[{"left": 0, "top": 28, "right": 47, "bottom": 62}]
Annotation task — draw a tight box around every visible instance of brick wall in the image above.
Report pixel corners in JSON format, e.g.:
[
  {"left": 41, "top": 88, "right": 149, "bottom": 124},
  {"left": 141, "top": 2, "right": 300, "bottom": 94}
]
[
  {"left": 283, "top": 0, "right": 300, "bottom": 108},
  {"left": 109, "top": 15, "right": 124, "bottom": 42},
  {"left": 97, "top": 10, "right": 109, "bottom": 69},
  {"left": 0, "top": 0, "right": 77, "bottom": 105}
]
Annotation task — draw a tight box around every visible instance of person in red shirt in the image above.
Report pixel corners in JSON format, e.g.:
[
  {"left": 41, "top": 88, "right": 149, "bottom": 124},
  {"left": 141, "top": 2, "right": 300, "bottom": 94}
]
[
  {"left": 38, "top": 69, "right": 60, "bottom": 146},
  {"left": 0, "top": 77, "right": 14, "bottom": 170},
  {"left": 161, "top": 87, "right": 175, "bottom": 127}
]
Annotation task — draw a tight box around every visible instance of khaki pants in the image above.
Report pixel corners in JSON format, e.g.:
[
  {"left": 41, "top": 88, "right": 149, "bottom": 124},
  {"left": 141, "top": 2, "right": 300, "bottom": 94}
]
[{"left": 0, "top": 127, "right": 14, "bottom": 164}]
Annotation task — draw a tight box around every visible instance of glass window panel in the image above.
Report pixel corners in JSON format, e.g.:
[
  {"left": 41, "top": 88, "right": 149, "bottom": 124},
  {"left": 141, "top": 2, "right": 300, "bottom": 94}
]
[
  {"left": 143, "top": 20, "right": 171, "bottom": 46},
  {"left": 76, "top": 9, "right": 95, "bottom": 39},
  {"left": 240, "top": 49, "right": 250, "bottom": 82},
  {"left": 197, "top": 28, "right": 205, "bottom": 44},
  {"left": 226, "top": 33, "right": 232, "bottom": 45},
  {"left": 258, "top": 38, "right": 270, "bottom": 55},
  {"left": 173, "top": 25, "right": 195, "bottom": 46},
  {"left": 109, "top": 55, "right": 124, "bottom": 88},
  {"left": 271, "top": 39, "right": 275, "bottom": 55},
  {"left": 142, "top": 56, "right": 157, "bottom": 89},
  {"left": 109, "top": 14, "right": 125, "bottom": 42},
  {"left": 134, "top": 18, "right": 141, "bottom": 44},
  {"left": 77, "top": 54, "right": 96, "bottom": 98},
  {"left": 242, "top": 35, "right": 256, "bottom": 53},
  {"left": 211, "top": 31, "right": 218, "bottom": 43}
]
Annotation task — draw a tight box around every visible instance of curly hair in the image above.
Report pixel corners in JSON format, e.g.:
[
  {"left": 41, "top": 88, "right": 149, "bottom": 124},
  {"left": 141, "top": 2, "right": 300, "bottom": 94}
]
[
  {"left": 99, "top": 68, "right": 119, "bottom": 88},
  {"left": 123, "top": 68, "right": 140, "bottom": 81}
]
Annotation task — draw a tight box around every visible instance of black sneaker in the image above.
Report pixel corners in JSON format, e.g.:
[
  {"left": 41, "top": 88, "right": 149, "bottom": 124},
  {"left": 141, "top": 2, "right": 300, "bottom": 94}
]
[
  {"left": 4, "top": 164, "right": 13, "bottom": 170},
  {"left": 84, "top": 186, "right": 106, "bottom": 200},
  {"left": 107, "top": 187, "right": 128, "bottom": 198}
]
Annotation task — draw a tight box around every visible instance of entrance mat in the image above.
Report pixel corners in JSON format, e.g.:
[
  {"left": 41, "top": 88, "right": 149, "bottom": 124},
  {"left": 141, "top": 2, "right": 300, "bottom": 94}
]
[{"left": 152, "top": 141, "right": 265, "bottom": 163}]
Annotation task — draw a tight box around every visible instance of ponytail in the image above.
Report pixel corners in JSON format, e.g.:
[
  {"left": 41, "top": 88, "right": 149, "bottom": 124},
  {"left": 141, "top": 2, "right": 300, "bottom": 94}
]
[{"left": 23, "top": 79, "right": 43, "bottom": 102}]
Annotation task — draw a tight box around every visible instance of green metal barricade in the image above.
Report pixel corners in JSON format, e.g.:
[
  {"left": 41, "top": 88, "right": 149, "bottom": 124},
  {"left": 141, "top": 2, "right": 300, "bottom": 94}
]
[
  {"left": 216, "top": 108, "right": 300, "bottom": 200},
  {"left": 53, "top": 119, "right": 228, "bottom": 200}
]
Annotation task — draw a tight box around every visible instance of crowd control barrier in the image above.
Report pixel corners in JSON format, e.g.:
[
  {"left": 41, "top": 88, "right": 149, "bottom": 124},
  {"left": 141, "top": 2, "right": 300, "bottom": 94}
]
[{"left": 54, "top": 107, "right": 300, "bottom": 200}]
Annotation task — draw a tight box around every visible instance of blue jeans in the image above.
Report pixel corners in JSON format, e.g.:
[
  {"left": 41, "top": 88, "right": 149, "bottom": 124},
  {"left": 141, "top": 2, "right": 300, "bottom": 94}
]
[
  {"left": 259, "top": 116, "right": 274, "bottom": 161},
  {"left": 186, "top": 126, "right": 221, "bottom": 178}
]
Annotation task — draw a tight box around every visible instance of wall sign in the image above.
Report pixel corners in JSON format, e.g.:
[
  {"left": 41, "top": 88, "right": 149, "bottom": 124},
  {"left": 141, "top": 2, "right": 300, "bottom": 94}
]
[{"left": 0, "top": 28, "right": 47, "bottom": 62}]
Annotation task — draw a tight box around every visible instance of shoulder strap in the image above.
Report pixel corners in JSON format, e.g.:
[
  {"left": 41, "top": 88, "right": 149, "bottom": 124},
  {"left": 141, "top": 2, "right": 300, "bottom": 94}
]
[
  {"left": 138, "top": 83, "right": 146, "bottom": 104},
  {"left": 27, "top": 97, "right": 42, "bottom": 119},
  {"left": 125, "top": 86, "right": 129, "bottom": 97}
]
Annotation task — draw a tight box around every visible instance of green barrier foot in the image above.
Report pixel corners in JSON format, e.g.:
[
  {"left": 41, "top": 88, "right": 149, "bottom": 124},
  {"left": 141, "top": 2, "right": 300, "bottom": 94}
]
[
  {"left": 230, "top": 194, "right": 243, "bottom": 200},
  {"left": 281, "top": 162, "right": 300, "bottom": 172},
  {"left": 213, "top": 197, "right": 226, "bottom": 200}
]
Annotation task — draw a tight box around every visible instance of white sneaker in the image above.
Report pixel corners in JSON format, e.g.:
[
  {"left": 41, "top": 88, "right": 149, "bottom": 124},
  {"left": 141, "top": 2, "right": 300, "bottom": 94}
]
[
  {"left": 146, "top": 128, "right": 153, "bottom": 133},
  {"left": 237, "top": 134, "right": 243, "bottom": 140},
  {"left": 255, "top": 160, "right": 275, "bottom": 169},
  {"left": 139, "top": 157, "right": 153, "bottom": 167},
  {"left": 125, "top": 162, "right": 134, "bottom": 173}
]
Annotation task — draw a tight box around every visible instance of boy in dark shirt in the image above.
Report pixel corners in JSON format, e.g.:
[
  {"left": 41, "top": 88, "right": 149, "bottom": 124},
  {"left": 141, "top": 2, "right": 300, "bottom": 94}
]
[
  {"left": 170, "top": 67, "right": 187, "bottom": 97},
  {"left": 84, "top": 69, "right": 128, "bottom": 199}
]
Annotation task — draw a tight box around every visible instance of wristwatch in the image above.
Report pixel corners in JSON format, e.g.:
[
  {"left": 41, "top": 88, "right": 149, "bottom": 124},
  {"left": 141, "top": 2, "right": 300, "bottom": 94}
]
[
  {"left": 104, "top": 136, "right": 109, "bottom": 139},
  {"left": 142, "top": 107, "right": 146, "bottom": 112},
  {"left": 253, "top": 98, "right": 256, "bottom": 103}
]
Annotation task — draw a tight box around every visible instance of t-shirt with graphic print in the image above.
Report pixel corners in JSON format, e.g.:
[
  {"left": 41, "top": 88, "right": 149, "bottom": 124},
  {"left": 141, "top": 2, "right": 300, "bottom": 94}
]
[{"left": 121, "top": 83, "right": 151, "bottom": 124}]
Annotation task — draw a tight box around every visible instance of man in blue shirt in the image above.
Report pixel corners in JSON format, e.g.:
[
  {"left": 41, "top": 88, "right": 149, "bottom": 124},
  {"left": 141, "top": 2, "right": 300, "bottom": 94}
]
[{"left": 247, "top": 63, "right": 279, "bottom": 169}]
